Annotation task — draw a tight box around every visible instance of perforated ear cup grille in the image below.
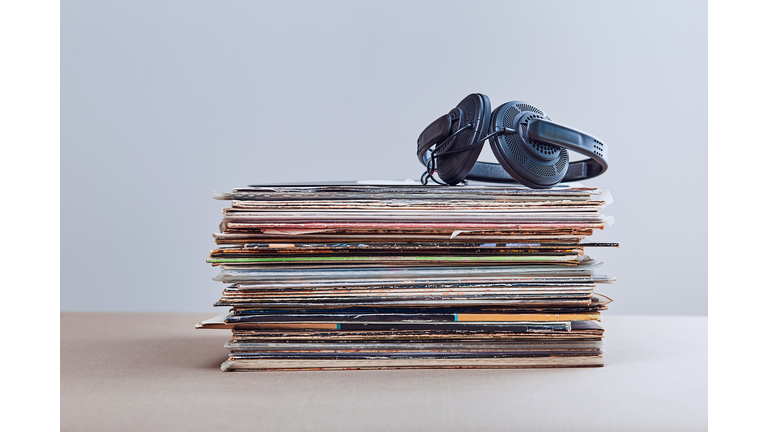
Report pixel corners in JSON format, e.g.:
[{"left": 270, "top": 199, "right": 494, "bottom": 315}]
[
  {"left": 490, "top": 101, "right": 569, "bottom": 188},
  {"left": 555, "top": 151, "right": 568, "bottom": 172},
  {"left": 501, "top": 105, "right": 526, "bottom": 166},
  {"left": 531, "top": 141, "right": 559, "bottom": 156},
  {"left": 527, "top": 159, "right": 556, "bottom": 176},
  {"left": 434, "top": 94, "right": 490, "bottom": 185},
  {"left": 522, "top": 104, "right": 541, "bottom": 114}
]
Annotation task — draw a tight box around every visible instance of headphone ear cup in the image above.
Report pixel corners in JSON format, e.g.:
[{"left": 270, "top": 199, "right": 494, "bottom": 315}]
[
  {"left": 489, "top": 102, "right": 569, "bottom": 188},
  {"left": 434, "top": 93, "right": 491, "bottom": 185}
]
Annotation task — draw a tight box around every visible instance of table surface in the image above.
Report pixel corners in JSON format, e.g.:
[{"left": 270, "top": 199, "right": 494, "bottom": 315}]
[{"left": 61, "top": 313, "right": 707, "bottom": 432}]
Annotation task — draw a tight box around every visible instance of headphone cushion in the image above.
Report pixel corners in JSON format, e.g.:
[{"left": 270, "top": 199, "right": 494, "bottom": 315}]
[{"left": 434, "top": 93, "right": 491, "bottom": 185}]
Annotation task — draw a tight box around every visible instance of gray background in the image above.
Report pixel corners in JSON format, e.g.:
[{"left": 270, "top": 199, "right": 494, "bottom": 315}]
[{"left": 61, "top": 0, "right": 707, "bottom": 315}]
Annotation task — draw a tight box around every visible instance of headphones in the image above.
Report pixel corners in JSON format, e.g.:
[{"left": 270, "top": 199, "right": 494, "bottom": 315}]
[{"left": 417, "top": 93, "right": 609, "bottom": 188}]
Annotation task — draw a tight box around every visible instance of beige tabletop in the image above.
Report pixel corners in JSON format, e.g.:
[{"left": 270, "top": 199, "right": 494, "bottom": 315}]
[{"left": 61, "top": 313, "right": 707, "bottom": 431}]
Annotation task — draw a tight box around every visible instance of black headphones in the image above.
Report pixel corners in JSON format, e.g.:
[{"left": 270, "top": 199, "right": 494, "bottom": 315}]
[{"left": 417, "top": 93, "right": 609, "bottom": 188}]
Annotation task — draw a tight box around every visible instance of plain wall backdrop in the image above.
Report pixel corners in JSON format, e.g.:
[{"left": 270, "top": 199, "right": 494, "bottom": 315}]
[{"left": 61, "top": 0, "right": 707, "bottom": 315}]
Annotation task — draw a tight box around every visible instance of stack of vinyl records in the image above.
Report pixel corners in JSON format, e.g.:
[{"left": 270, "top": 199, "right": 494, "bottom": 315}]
[{"left": 197, "top": 182, "right": 617, "bottom": 371}]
